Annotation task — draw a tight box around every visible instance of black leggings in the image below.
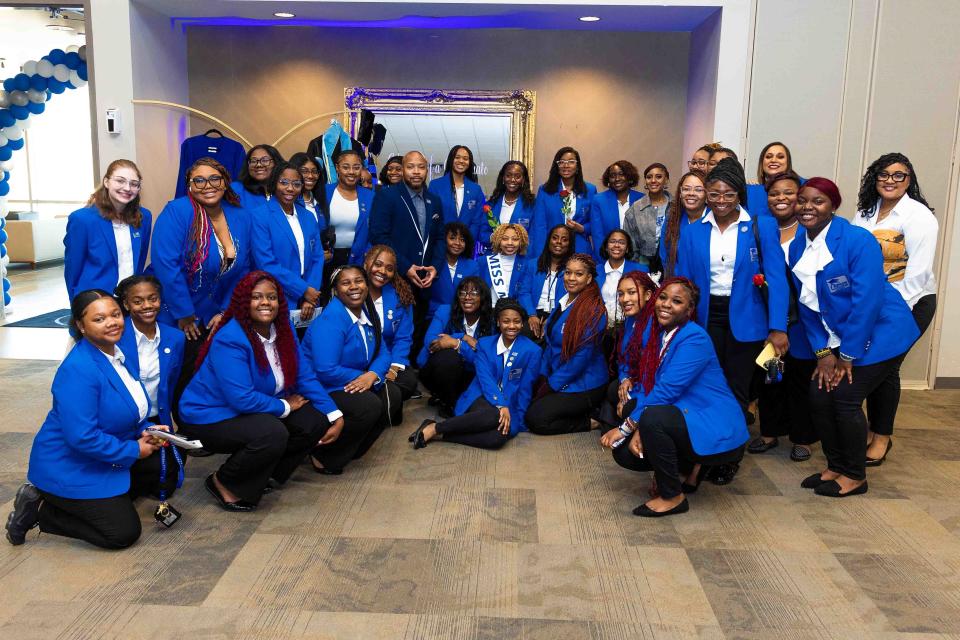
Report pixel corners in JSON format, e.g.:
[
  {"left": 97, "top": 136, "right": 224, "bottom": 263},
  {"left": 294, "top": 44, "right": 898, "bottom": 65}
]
[
  {"left": 37, "top": 447, "right": 183, "bottom": 550},
  {"left": 419, "top": 348, "right": 475, "bottom": 409},
  {"left": 866, "top": 294, "right": 936, "bottom": 436},
  {"left": 435, "top": 397, "right": 511, "bottom": 449},
  {"left": 706, "top": 295, "right": 764, "bottom": 415},
  {"left": 526, "top": 384, "right": 607, "bottom": 435},
  {"left": 757, "top": 354, "right": 818, "bottom": 445},
  {"left": 318, "top": 384, "right": 401, "bottom": 468}
]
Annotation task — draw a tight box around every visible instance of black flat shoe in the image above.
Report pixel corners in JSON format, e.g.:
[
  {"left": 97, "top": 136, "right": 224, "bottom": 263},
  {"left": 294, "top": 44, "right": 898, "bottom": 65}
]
[
  {"left": 5, "top": 483, "right": 42, "bottom": 546},
  {"left": 747, "top": 437, "right": 779, "bottom": 454},
  {"left": 682, "top": 465, "right": 710, "bottom": 494},
  {"left": 865, "top": 439, "right": 892, "bottom": 467},
  {"left": 308, "top": 457, "right": 343, "bottom": 475},
  {"left": 815, "top": 479, "right": 868, "bottom": 497},
  {"left": 408, "top": 419, "right": 434, "bottom": 443},
  {"left": 708, "top": 462, "right": 740, "bottom": 486},
  {"left": 790, "top": 445, "right": 812, "bottom": 462},
  {"left": 205, "top": 474, "right": 256, "bottom": 512},
  {"left": 633, "top": 498, "right": 690, "bottom": 517},
  {"left": 800, "top": 472, "right": 828, "bottom": 489}
]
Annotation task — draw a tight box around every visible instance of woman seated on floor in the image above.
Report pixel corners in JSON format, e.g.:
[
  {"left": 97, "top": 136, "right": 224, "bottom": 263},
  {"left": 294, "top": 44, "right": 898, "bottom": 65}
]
[
  {"left": 6, "top": 290, "right": 181, "bottom": 549},
  {"left": 302, "top": 265, "right": 402, "bottom": 472},
  {"left": 602, "top": 277, "right": 749, "bottom": 517},
  {"left": 177, "top": 271, "right": 344, "bottom": 512},
  {"left": 409, "top": 297, "right": 540, "bottom": 450}
]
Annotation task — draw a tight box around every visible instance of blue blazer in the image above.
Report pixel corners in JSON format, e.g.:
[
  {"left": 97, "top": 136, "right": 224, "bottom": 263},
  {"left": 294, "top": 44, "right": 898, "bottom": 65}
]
[
  {"left": 540, "top": 302, "right": 608, "bottom": 393},
  {"left": 325, "top": 183, "right": 375, "bottom": 265},
  {"left": 27, "top": 340, "right": 146, "bottom": 499},
  {"left": 658, "top": 210, "right": 702, "bottom": 277},
  {"left": 787, "top": 216, "right": 918, "bottom": 365},
  {"left": 591, "top": 189, "right": 644, "bottom": 259},
  {"left": 428, "top": 173, "right": 486, "bottom": 238},
  {"left": 150, "top": 196, "right": 253, "bottom": 326},
  {"left": 302, "top": 297, "right": 391, "bottom": 393},
  {"left": 63, "top": 205, "right": 152, "bottom": 301},
  {"left": 476, "top": 254, "right": 533, "bottom": 311},
  {"left": 676, "top": 211, "right": 789, "bottom": 342},
  {"left": 416, "top": 304, "right": 492, "bottom": 369},
  {"left": 230, "top": 180, "right": 270, "bottom": 212},
  {"left": 595, "top": 260, "right": 648, "bottom": 292},
  {"left": 455, "top": 334, "right": 541, "bottom": 436},
  {"left": 178, "top": 318, "right": 337, "bottom": 425},
  {"left": 369, "top": 184, "right": 445, "bottom": 274},
  {"left": 378, "top": 284, "right": 414, "bottom": 368},
  {"left": 480, "top": 196, "right": 536, "bottom": 246},
  {"left": 627, "top": 320, "right": 749, "bottom": 456},
  {"left": 429, "top": 256, "right": 480, "bottom": 316},
  {"left": 746, "top": 178, "right": 806, "bottom": 219},
  {"left": 118, "top": 321, "right": 185, "bottom": 427},
  {"left": 252, "top": 198, "right": 325, "bottom": 306},
  {"left": 530, "top": 182, "right": 598, "bottom": 259},
  {"left": 523, "top": 267, "right": 567, "bottom": 316}
]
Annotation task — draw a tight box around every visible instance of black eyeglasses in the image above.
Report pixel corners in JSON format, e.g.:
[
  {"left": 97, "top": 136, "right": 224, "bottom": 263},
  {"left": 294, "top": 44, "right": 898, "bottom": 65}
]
[
  {"left": 877, "top": 171, "right": 910, "bottom": 183},
  {"left": 190, "top": 175, "right": 224, "bottom": 189},
  {"left": 278, "top": 178, "right": 303, "bottom": 189},
  {"left": 458, "top": 289, "right": 481, "bottom": 299},
  {"left": 248, "top": 157, "right": 274, "bottom": 167}
]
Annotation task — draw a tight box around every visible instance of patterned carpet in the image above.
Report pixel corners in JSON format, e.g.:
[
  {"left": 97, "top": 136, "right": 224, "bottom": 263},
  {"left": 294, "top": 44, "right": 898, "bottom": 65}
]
[{"left": 1, "top": 358, "right": 960, "bottom": 639}]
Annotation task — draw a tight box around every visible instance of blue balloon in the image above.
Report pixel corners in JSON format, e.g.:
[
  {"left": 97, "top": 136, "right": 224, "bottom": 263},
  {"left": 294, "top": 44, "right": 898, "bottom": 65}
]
[
  {"left": 0, "top": 173, "right": 6, "bottom": 184},
  {"left": 47, "top": 49, "right": 66, "bottom": 64},
  {"left": 13, "top": 73, "right": 30, "bottom": 91},
  {"left": 48, "top": 81, "right": 66, "bottom": 95},
  {"left": 30, "top": 75, "right": 48, "bottom": 91},
  {"left": 9, "top": 104, "right": 28, "bottom": 120},
  {"left": 4, "top": 291, "right": 10, "bottom": 306},
  {"left": 27, "top": 101, "right": 44, "bottom": 115},
  {"left": 0, "top": 148, "right": 11, "bottom": 162},
  {"left": 0, "top": 230, "right": 7, "bottom": 245},
  {"left": 0, "top": 110, "right": 14, "bottom": 127},
  {"left": 2, "top": 78, "right": 14, "bottom": 92},
  {"left": 2, "top": 279, "right": 10, "bottom": 294},
  {"left": 65, "top": 52, "right": 82, "bottom": 70},
  {"left": 0, "top": 181, "right": 8, "bottom": 196},
  {"left": 78, "top": 65, "right": 88, "bottom": 82},
  {"left": 6, "top": 138, "right": 24, "bottom": 151}
]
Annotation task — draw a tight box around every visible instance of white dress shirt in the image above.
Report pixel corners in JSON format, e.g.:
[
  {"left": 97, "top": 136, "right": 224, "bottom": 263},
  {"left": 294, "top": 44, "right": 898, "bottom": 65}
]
[
  {"left": 302, "top": 196, "right": 319, "bottom": 224},
  {"left": 601, "top": 260, "right": 625, "bottom": 321},
  {"left": 282, "top": 207, "right": 306, "bottom": 276},
  {"left": 618, "top": 199, "right": 631, "bottom": 229},
  {"left": 133, "top": 324, "right": 161, "bottom": 418},
  {"left": 112, "top": 221, "right": 135, "bottom": 284},
  {"left": 100, "top": 347, "right": 149, "bottom": 422},
  {"left": 499, "top": 200, "right": 517, "bottom": 225},
  {"left": 496, "top": 335, "right": 511, "bottom": 393},
  {"left": 330, "top": 189, "right": 359, "bottom": 249},
  {"left": 464, "top": 318, "right": 479, "bottom": 337},
  {"left": 537, "top": 269, "right": 560, "bottom": 312},
  {"left": 372, "top": 296, "right": 405, "bottom": 370},
  {"left": 792, "top": 222, "right": 841, "bottom": 348},
  {"left": 703, "top": 208, "right": 751, "bottom": 296},
  {"left": 558, "top": 293, "right": 576, "bottom": 312},
  {"left": 259, "top": 324, "right": 343, "bottom": 422},
  {"left": 455, "top": 184, "right": 465, "bottom": 214},
  {"left": 853, "top": 193, "right": 939, "bottom": 309},
  {"left": 447, "top": 260, "right": 458, "bottom": 281}
]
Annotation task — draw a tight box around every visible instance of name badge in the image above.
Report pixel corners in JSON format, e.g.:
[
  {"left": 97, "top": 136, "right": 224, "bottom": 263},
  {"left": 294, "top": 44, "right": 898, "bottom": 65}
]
[
  {"left": 826, "top": 275, "right": 851, "bottom": 293},
  {"left": 508, "top": 367, "right": 523, "bottom": 380},
  {"left": 749, "top": 248, "right": 759, "bottom": 262}
]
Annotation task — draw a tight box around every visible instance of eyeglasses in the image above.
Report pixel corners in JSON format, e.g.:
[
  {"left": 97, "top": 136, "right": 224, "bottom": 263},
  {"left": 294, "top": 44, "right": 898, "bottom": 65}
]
[
  {"left": 190, "top": 175, "right": 224, "bottom": 189},
  {"left": 680, "top": 186, "right": 706, "bottom": 195},
  {"left": 278, "top": 178, "right": 303, "bottom": 189},
  {"left": 556, "top": 159, "right": 578, "bottom": 167},
  {"left": 110, "top": 176, "right": 142, "bottom": 191},
  {"left": 877, "top": 171, "right": 910, "bottom": 183},
  {"left": 688, "top": 159, "right": 708, "bottom": 168},
  {"left": 607, "top": 239, "right": 628, "bottom": 246},
  {"left": 707, "top": 192, "right": 738, "bottom": 203},
  {"left": 248, "top": 157, "right": 274, "bottom": 167},
  {"left": 299, "top": 168, "right": 320, "bottom": 177},
  {"left": 458, "top": 289, "right": 481, "bottom": 299}
]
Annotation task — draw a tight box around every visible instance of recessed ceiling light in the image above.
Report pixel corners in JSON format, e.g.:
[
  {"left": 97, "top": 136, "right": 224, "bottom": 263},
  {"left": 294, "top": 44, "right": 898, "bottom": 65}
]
[
  {"left": 274, "top": 12, "right": 295, "bottom": 18},
  {"left": 579, "top": 16, "right": 601, "bottom": 22}
]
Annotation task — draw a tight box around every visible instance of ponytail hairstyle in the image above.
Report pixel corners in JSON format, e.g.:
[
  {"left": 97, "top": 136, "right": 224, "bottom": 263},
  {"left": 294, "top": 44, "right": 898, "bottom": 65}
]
[
  {"left": 615, "top": 270, "right": 658, "bottom": 371},
  {"left": 114, "top": 274, "right": 162, "bottom": 316},
  {"left": 662, "top": 170, "right": 706, "bottom": 278},
  {"left": 363, "top": 244, "right": 416, "bottom": 307},
  {"left": 630, "top": 276, "right": 699, "bottom": 393},
  {"left": 68, "top": 288, "right": 118, "bottom": 342},
  {"left": 330, "top": 264, "right": 383, "bottom": 363},
  {"left": 558, "top": 253, "right": 607, "bottom": 362},
  {"left": 194, "top": 271, "right": 299, "bottom": 389},
  {"left": 183, "top": 158, "right": 240, "bottom": 285},
  {"left": 87, "top": 159, "right": 144, "bottom": 228}
]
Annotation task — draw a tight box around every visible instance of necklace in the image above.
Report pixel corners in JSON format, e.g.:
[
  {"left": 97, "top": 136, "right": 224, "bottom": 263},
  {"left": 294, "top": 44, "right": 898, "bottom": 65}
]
[
  {"left": 779, "top": 220, "right": 798, "bottom": 232},
  {"left": 504, "top": 195, "right": 518, "bottom": 205}
]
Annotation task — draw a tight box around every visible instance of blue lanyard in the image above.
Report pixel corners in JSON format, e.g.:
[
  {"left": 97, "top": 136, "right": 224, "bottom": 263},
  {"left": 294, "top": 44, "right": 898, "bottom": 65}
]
[{"left": 158, "top": 444, "right": 185, "bottom": 503}]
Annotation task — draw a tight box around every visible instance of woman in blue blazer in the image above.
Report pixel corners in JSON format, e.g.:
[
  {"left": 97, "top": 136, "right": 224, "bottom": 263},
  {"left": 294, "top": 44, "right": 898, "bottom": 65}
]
[
  {"left": 659, "top": 171, "right": 708, "bottom": 279},
  {"left": 115, "top": 275, "right": 185, "bottom": 428},
  {"left": 788, "top": 178, "right": 918, "bottom": 498},
  {"left": 429, "top": 221, "right": 480, "bottom": 319},
  {"left": 603, "top": 277, "right": 750, "bottom": 517},
  {"left": 479, "top": 161, "right": 537, "bottom": 251},
  {"left": 64, "top": 159, "right": 151, "bottom": 302},
  {"left": 417, "top": 277, "right": 496, "bottom": 417},
  {"left": 476, "top": 223, "right": 533, "bottom": 312},
  {"left": 364, "top": 245, "right": 420, "bottom": 408},
  {"left": 323, "top": 149, "right": 376, "bottom": 282},
  {"left": 591, "top": 161, "right": 644, "bottom": 260},
  {"left": 595, "top": 229, "right": 647, "bottom": 328},
  {"left": 410, "top": 298, "right": 540, "bottom": 450},
  {"left": 231, "top": 144, "right": 283, "bottom": 212},
  {"left": 428, "top": 145, "right": 486, "bottom": 239},
  {"left": 530, "top": 147, "right": 597, "bottom": 259},
  {"left": 302, "top": 265, "right": 402, "bottom": 471},
  {"left": 526, "top": 253, "right": 609, "bottom": 435},
  {"left": 252, "top": 161, "right": 325, "bottom": 321},
  {"left": 524, "top": 224, "right": 574, "bottom": 340},
  {"left": 8, "top": 290, "right": 177, "bottom": 548},
  {"left": 178, "top": 272, "right": 343, "bottom": 511}
]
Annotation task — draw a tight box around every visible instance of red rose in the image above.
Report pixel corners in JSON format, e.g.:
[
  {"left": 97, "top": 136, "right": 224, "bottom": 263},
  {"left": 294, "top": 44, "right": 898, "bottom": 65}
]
[
  {"left": 483, "top": 204, "right": 492, "bottom": 213},
  {"left": 752, "top": 273, "right": 766, "bottom": 287},
  {"left": 560, "top": 190, "right": 570, "bottom": 198}
]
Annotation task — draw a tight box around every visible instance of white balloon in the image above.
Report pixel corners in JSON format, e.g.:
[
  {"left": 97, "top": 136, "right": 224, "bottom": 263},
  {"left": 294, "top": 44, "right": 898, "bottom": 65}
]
[
  {"left": 18, "top": 115, "right": 31, "bottom": 130},
  {"left": 22, "top": 60, "right": 38, "bottom": 76},
  {"left": 9, "top": 91, "right": 29, "bottom": 107},
  {"left": 0, "top": 90, "right": 8, "bottom": 109},
  {"left": 0, "top": 135, "right": 5, "bottom": 148},
  {"left": 53, "top": 65, "right": 70, "bottom": 83},
  {"left": 68, "top": 70, "right": 86, "bottom": 87},
  {"left": 0, "top": 170, "right": 4, "bottom": 182},
  {"left": 1, "top": 255, "right": 8, "bottom": 268},
  {"left": 78, "top": 45, "right": 86, "bottom": 61},
  {"left": 1, "top": 125, "right": 23, "bottom": 141},
  {"left": 0, "top": 160, "right": 13, "bottom": 171},
  {"left": 26, "top": 89, "right": 46, "bottom": 103},
  {"left": 66, "top": 45, "right": 80, "bottom": 54},
  {"left": 36, "top": 59, "right": 54, "bottom": 78}
]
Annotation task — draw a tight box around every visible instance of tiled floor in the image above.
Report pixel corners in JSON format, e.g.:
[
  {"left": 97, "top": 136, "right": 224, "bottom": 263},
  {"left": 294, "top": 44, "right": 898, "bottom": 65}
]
[{"left": 2, "top": 265, "right": 960, "bottom": 638}]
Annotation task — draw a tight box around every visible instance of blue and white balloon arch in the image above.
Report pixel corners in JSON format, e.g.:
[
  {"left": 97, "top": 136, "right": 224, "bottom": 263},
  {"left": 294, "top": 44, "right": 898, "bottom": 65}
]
[{"left": 0, "top": 45, "right": 88, "bottom": 308}]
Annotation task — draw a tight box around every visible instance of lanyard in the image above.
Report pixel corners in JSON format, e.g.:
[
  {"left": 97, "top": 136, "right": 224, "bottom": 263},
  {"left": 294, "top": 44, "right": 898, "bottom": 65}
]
[{"left": 158, "top": 444, "right": 185, "bottom": 503}]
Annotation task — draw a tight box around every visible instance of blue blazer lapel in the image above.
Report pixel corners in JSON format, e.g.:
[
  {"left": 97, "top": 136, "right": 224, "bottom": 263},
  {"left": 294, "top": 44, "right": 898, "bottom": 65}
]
[
  {"left": 129, "top": 224, "right": 144, "bottom": 273},
  {"left": 733, "top": 217, "right": 756, "bottom": 279},
  {"left": 84, "top": 340, "right": 140, "bottom": 421},
  {"left": 268, "top": 199, "right": 299, "bottom": 257},
  {"left": 98, "top": 215, "right": 119, "bottom": 262}
]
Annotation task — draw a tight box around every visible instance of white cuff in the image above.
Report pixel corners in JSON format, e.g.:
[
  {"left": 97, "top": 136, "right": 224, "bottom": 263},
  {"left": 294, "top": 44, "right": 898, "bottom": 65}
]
[
  {"left": 279, "top": 399, "right": 291, "bottom": 419},
  {"left": 391, "top": 363, "right": 406, "bottom": 370},
  {"left": 326, "top": 409, "right": 344, "bottom": 423}
]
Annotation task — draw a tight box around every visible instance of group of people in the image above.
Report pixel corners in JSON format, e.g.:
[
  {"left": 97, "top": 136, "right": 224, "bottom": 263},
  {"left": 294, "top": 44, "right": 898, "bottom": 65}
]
[{"left": 4, "top": 138, "right": 938, "bottom": 549}]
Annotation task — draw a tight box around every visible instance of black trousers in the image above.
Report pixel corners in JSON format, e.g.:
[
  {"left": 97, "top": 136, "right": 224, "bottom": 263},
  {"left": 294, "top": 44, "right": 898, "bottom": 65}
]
[
  {"left": 317, "top": 385, "right": 400, "bottom": 468},
  {"left": 36, "top": 447, "right": 183, "bottom": 550},
  {"left": 866, "top": 294, "right": 936, "bottom": 436},
  {"left": 599, "top": 378, "right": 639, "bottom": 429},
  {"left": 435, "top": 397, "right": 511, "bottom": 449},
  {"left": 707, "top": 295, "right": 764, "bottom": 415},
  {"left": 419, "top": 348, "right": 475, "bottom": 409},
  {"left": 171, "top": 325, "right": 210, "bottom": 426},
  {"left": 410, "top": 286, "right": 432, "bottom": 364},
  {"left": 526, "top": 383, "right": 607, "bottom": 435},
  {"left": 809, "top": 354, "right": 900, "bottom": 481},
  {"left": 179, "top": 404, "right": 327, "bottom": 504},
  {"left": 757, "top": 354, "right": 818, "bottom": 444},
  {"left": 611, "top": 405, "right": 742, "bottom": 499}
]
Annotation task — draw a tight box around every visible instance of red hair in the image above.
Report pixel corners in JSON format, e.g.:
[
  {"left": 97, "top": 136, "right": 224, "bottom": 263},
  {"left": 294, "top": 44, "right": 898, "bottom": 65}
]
[
  {"left": 560, "top": 253, "right": 607, "bottom": 362},
  {"left": 616, "top": 270, "right": 658, "bottom": 372},
  {"left": 631, "top": 276, "right": 699, "bottom": 394},
  {"left": 194, "top": 271, "right": 299, "bottom": 390}
]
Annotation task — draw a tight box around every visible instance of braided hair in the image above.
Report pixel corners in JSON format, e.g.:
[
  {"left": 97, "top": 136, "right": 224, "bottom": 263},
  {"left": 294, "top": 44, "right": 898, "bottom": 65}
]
[
  {"left": 195, "top": 271, "right": 299, "bottom": 388},
  {"left": 706, "top": 157, "right": 748, "bottom": 207},
  {"left": 613, "top": 270, "right": 657, "bottom": 373},
  {"left": 632, "top": 277, "right": 699, "bottom": 394},
  {"left": 662, "top": 170, "right": 706, "bottom": 278},
  {"left": 363, "top": 244, "right": 416, "bottom": 307},
  {"left": 184, "top": 157, "right": 241, "bottom": 285},
  {"left": 857, "top": 152, "right": 933, "bottom": 215},
  {"left": 557, "top": 253, "right": 607, "bottom": 362}
]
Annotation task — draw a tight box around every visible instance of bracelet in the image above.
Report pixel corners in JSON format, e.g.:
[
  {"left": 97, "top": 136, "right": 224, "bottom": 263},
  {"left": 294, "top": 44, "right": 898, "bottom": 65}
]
[
  {"left": 815, "top": 348, "right": 833, "bottom": 360},
  {"left": 618, "top": 422, "right": 634, "bottom": 438},
  {"left": 455, "top": 339, "right": 462, "bottom": 351},
  {"left": 839, "top": 352, "right": 855, "bottom": 362}
]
